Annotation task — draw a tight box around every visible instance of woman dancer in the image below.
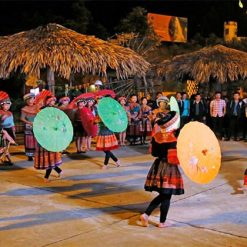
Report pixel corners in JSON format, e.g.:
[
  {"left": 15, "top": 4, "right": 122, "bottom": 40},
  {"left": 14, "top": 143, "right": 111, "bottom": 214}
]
[
  {"left": 85, "top": 97, "right": 96, "bottom": 151},
  {"left": 0, "top": 91, "right": 15, "bottom": 165},
  {"left": 95, "top": 92, "right": 120, "bottom": 170},
  {"left": 34, "top": 95, "right": 63, "bottom": 182},
  {"left": 74, "top": 98, "right": 87, "bottom": 153},
  {"left": 20, "top": 93, "right": 38, "bottom": 161},
  {"left": 140, "top": 106, "right": 184, "bottom": 228}
]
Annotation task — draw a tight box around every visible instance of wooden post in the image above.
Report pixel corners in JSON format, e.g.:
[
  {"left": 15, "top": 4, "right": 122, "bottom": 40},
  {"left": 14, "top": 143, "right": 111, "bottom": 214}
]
[
  {"left": 143, "top": 76, "right": 148, "bottom": 97},
  {"left": 47, "top": 68, "right": 55, "bottom": 94}
]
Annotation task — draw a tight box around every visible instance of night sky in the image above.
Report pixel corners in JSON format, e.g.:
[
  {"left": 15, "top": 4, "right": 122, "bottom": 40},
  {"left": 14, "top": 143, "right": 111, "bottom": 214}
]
[{"left": 0, "top": 0, "right": 246, "bottom": 38}]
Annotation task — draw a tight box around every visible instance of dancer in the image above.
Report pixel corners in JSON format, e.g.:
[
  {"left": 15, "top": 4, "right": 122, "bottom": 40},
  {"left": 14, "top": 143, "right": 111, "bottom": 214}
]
[
  {"left": 0, "top": 91, "right": 15, "bottom": 165},
  {"left": 34, "top": 95, "right": 63, "bottom": 182},
  {"left": 140, "top": 108, "right": 184, "bottom": 228},
  {"left": 58, "top": 96, "right": 70, "bottom": 111},
  {"left": 74, "top": 98, "right": 87, "bottom": 153},
  {"left": 118, "top": 96, "right": 130, "bottom": 146},
  {"left": 150, "top": 96, "right": 170, "bottom": 123},
  {"left": 95, "top": 93, "right": 120, "bottom": 170},
  {"left": 20, "top": 93, "right": 38, "bottom": 161},
  {"left": 85, "top": 97, "right": 96, "bottom": 151},
  {"left": 139, "top": 97, "right": 152, "bottom": 144}
]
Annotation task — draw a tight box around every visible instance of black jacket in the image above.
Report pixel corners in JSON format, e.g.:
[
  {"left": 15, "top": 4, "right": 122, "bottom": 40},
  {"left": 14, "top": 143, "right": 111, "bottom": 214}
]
[
  {"left": 190, "top": 101, "right": 206, "bottom": 119},
  {"left": 227, "top": 100, "right": 244, "bottom": 118}
]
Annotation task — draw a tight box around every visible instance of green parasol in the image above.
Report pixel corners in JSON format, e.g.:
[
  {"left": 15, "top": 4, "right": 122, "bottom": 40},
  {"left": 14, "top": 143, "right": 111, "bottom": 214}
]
[
  {"left": 97, "top": 97, "right": 128, "bottom": 132},
  {"left": 169, "top": 96, "right": 180, "bottom": 129},
  {"left": 33, "top": 107, "right": 73, "bottom": 152}
]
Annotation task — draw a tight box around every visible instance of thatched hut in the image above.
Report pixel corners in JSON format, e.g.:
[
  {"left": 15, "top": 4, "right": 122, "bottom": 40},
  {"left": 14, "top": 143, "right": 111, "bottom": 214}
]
[
  {"left": 157, "top": 45, "right": 247, "bottom": 84},
  {"left": 0, "top": 23, "right": 150, "bottom": 92}
]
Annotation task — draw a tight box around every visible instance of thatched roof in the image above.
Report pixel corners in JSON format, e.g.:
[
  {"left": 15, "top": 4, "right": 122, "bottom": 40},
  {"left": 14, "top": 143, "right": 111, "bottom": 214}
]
[
  {"left": 157, "top": 45, "right": 247, "bottom": 83},
  {"left": 0, "top": 23, "right": 150, "bottom": 80}
]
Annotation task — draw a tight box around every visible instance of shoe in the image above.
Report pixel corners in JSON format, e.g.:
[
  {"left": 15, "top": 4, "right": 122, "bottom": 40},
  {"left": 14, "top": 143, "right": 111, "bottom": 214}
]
[
  {"left": 28, "top": 156, "right": 33, "bottom": 161},
  {"left": 115, "top": 160, "right": 121, "bottom": 167},
  {"left": 4, "top": 161, "right": 14, "bottom": 166},
  {"left": 237, "top": 185, "right": 247, "bottom": 191},
  {"left": 140, "top": 213, "right": 149, "bottom": 227},
  {"left": 102, "top": 165, "right": 108, "bottom": 170},
  {"left": 224, "top": 138, "right": 230, "bottom": 141},
  {"left": 157, "top": 222, "right": 172, "bottom": 228},
  {"left": 57, "top": 171, "right": 64, "bottom": 178}
]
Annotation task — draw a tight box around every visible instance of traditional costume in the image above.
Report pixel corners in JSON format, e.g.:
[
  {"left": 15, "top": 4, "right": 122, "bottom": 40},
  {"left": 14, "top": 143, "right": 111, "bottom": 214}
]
[
  {"left": 139, "top": 104, "right": 152, "bottom": 144},
  {"left": 33, "top": 95, "right": 63, "bottom": 181},
  {"left": 118, "top": 96, "right": 130, "bottom": 146},
  {"left": 74, "top": 98, "right": 87, "bottom": 153},
  {"left": 128, "top": 99, "right": 141, "bottom": 145},
  {"left": 95, "top": 91, "right": 120, "bottom": 169},
  {"left": 140, "top": 110, "right": 184, "bottom": 228},
  {"left": 21, "top": 93, "right": 38, "bottom": 160},
  {"left": 0, "top": 91, "right": 15, "bottom": 165},
  {"left": 0, "top": 91, "right": 15, "bottom": 140},
  {"left": 58, "top": 96, "right": 70, "bottom": 111}
]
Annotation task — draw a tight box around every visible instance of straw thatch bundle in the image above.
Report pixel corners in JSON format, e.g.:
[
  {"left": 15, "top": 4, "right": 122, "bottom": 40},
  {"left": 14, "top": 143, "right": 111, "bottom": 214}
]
[
  {"left": 0, "top": 23, "right": 150, "bottom": 80},
  {"left": 157, "top": 45, "right": 247, "bottom": 83}
]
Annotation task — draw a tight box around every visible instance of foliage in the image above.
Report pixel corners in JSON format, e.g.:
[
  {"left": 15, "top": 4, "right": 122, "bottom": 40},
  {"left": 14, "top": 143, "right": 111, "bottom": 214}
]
[{"left": 114, "top": 7, "right": 149, "bottom": 36}]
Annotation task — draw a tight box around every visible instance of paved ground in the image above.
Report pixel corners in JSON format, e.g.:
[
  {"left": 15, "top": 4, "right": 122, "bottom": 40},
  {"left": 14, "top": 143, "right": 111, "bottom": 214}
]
[{"left": 0, "top": 140, "right": 246, "bottom": 247}]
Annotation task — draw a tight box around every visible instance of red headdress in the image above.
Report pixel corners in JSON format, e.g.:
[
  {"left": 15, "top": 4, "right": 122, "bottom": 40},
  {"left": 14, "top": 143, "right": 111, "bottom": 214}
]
[{"left": 96, "top": 89, "right": 116, "bottom": 99}]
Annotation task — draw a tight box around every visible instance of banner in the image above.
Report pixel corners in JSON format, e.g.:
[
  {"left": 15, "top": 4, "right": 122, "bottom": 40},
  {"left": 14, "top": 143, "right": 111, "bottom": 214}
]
[{"left": 148, "top": 13, "right": 188, "bottom": 43}]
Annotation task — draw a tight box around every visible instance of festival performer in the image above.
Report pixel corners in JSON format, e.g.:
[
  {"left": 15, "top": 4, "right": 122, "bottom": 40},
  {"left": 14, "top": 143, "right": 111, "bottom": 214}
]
[
  {"left": 128, "top": 94, "right": 141, "bottom": 145},
  {"left": 118, "top": 96, "right": 130, "bottom": 146},
  {"left": 58, "top": 96, "right": 70, "bottom": 111},
  {"left": 74, "top": 98, "right": 87, "bottom": 153},
  {"left": 85, "top": 97, "right": 96, "bottom": 151},
  {"left": 95, "top": 91, "right": 120, "bottom": 169},
  {"left": 20, "top": 93, "right": 38, "bottom": 161},
  {"left": 140, "top": 106, "right": 184, "bottom": 228},
  {"left": 0, "top": 128, "right": 16, "bottom": 165},
  {"left": 34, "top": 95, "right": 63, "bottom": 182},
  {"left": 0, "top": 91, "right": 15, "bottom": 165},
  {"left": 149, "top": 96, "right": 170, "bottom": 124},
  {"left": 139, "top": 97, "right": 152, "bottom": 144}
]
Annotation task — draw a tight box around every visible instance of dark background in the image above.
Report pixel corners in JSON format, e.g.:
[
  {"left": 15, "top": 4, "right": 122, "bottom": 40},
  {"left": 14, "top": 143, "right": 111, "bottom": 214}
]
[{"left": 0, "top": 0, "right": 247, "bottom": 39}]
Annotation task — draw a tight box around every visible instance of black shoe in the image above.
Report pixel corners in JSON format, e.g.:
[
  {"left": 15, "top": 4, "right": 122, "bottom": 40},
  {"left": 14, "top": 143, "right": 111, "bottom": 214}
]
[
  {"left": 225, "top": 138, "right": 230, "bottom": 141},
  {"left": 28, "top": 156, "right": 33, "bottom": 161},
  {"left": 4, "top": 161, "right": 14, "bottom": 166}
]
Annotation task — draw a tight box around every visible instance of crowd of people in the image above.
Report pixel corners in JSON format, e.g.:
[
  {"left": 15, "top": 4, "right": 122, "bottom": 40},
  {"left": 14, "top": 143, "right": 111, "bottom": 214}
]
[{"left": 0, "top": 87, "right": 247, "bottom": 228}]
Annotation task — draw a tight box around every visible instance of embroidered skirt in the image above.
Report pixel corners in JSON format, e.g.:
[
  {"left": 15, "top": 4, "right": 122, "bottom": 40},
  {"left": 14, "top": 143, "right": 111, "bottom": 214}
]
[
  {"left": 24, "top": 124, "right": 36, "bottom": 157},
  {"left": 139, "top": 119, "right": 152, "bottom": 135},
  {"left": 96, "top": 128, "right": 118, "bottom": 151},
  {"left": 34, "top": 143, "right": 62, "bottom": 170},
  {"left": 144, "top": 158, "right": 184, "bottom": 195}
]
